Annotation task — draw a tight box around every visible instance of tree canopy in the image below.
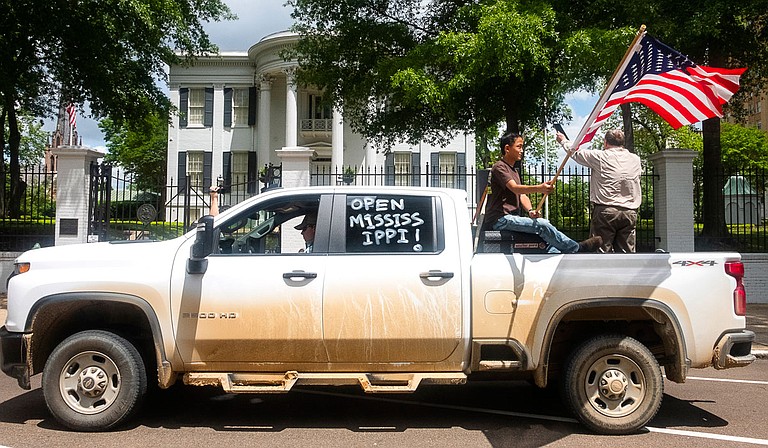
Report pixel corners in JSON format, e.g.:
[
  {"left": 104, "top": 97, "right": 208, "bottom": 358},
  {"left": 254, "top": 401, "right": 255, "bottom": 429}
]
[
  {"left": 0, "top": 0, "right": 233, "bottom": 217},
  {"left": 289, "top": 0, "right": 632, "bottom": 151},
  {"left": 99, "top": 113, "right": 168, "bottom": 190}
]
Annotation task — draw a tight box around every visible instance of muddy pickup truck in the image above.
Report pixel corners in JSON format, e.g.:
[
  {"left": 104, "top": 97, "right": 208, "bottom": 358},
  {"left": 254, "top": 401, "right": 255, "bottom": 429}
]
[{"left": 0, "top": 186, "right": 755, "bottom": 434}]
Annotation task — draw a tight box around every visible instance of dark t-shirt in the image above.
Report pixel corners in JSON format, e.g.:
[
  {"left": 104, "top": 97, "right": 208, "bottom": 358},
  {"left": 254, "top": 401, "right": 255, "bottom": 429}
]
[{"left": 484, "top": 160, "right": 521, "bottom": 228}]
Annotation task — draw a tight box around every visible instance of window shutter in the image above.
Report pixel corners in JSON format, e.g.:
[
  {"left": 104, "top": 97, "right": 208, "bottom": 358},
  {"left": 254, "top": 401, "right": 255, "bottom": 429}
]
[
  {"left": 385, "top": 153, "right": 394, "bottom": 186},
  {"left": 247, "top": 152, "right": 258, "bottom": 194},
  {"left": 411, "top": 153, "right": 420, "bottom": 187},
  {"left": 457, "top": 153, "right": 466, "bottom": 190},
  {"left": 179, "top": 88, "right": 189, "bottom": 128},
  {"left": 223, "top": 151, "right": 232, "bottom": 188},
  {"left": 203, "top": 87, "right": 214, "bottom": 127},
  {"left": 177, "top": 151, "right": 187, "bottom": 192},
  {"left": 223, "top": 88, "right": 232, "bottom": 127},
  {"left": 430, "top": 153, "right": 440, "bottom": 187},
  {"left": 203, "top": 152, "right": 213, "bottom": 190},
  {"left": 248, "top": 87, "right": 257, "bottom": 126}
]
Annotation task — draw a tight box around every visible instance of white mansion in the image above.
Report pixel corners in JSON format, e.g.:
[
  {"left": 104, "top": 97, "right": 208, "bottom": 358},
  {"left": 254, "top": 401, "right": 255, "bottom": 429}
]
[{"left": 166, "top": 30, "right": 476, "bottom": 220}]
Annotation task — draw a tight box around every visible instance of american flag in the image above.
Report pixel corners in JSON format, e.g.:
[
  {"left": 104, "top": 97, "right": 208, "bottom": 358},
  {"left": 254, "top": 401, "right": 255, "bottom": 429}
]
[
  {"left": 66, "top": 103, "right": 77, "bottom": 128},
  {"left": 575, "top": 34, "right": 746, "bottom": 149}
]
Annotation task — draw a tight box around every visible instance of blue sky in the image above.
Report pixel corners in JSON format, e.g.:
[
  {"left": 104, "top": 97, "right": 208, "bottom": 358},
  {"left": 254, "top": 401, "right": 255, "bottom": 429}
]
[{"left": 62, "top": 0, "right": 597, "bottom": 158}]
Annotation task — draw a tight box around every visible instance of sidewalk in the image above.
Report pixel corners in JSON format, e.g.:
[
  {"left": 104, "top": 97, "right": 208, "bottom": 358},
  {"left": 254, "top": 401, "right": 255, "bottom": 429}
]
[{"left": 0, "top": 295, "right": 767, "bottom": 358}]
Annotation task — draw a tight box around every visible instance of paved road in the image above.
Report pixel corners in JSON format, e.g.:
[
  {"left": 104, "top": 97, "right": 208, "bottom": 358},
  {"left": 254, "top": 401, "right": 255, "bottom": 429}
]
[{"left": 1, "top": 360, "right": 766, "bottom": 448}]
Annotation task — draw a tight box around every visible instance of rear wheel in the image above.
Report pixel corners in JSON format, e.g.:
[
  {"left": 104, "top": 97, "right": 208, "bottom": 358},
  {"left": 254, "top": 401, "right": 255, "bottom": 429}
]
[
  {"left": 562, "top": 335, "right": 663, "bottom": 435},
  {"left": 42, "top": 330, "right": 147, "bottom": 431}
]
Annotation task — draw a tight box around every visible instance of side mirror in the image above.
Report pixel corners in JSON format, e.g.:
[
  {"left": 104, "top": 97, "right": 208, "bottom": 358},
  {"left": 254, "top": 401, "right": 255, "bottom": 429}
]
[{"left": 188, "top": 215, "right": 215, "bottom": 274}]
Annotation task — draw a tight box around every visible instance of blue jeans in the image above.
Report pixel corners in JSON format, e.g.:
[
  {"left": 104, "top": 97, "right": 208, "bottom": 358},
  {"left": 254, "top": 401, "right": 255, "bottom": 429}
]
[{"left": 493, "top": 215, "right": 579, "bottom": 254}]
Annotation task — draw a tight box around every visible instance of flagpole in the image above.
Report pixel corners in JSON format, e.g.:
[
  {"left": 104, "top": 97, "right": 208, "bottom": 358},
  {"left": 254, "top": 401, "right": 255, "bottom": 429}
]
[{"left": 535, "top": 24, "right": 647, "bottom": 213}]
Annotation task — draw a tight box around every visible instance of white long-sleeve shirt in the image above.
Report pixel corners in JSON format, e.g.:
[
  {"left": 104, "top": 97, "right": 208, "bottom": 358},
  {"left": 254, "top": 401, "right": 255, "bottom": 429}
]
[{"left": 567, "top": 142, "right": 642, "bottom": 209}]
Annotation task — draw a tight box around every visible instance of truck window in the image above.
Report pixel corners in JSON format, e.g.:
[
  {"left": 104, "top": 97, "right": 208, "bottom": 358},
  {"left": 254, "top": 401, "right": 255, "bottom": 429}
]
[
  {"left": 216, "top": 195, "right": 321, "bottom": 254},
  {"left": 344, "top": 194, "right": 437, "bottom": 253}
]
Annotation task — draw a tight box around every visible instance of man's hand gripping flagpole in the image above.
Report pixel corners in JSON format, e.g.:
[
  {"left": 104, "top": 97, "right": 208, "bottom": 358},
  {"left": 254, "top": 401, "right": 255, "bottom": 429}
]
[{"left": 535, "top": 25, "right": 647, "bottom": 214}]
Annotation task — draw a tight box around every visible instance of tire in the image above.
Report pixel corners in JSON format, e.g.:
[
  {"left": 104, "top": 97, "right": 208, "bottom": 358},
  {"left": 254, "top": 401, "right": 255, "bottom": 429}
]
[
  {"left": 42, "top": 330, "right": 147, "bottom": 431},
  {"left": 562, "top": 335, "right": 663, "bottom": 435}
]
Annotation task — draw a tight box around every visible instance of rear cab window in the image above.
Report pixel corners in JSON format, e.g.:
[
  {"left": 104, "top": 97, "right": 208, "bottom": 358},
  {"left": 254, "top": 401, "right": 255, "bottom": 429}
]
[{"left": 341, "top": 194, "right": 442, "bottom": 253}]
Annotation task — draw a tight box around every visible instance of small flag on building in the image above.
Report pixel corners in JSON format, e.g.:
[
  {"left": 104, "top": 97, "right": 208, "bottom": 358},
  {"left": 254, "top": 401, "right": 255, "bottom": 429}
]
[{"left": 66, "top": 103, "right": 77, "bottom": 129}]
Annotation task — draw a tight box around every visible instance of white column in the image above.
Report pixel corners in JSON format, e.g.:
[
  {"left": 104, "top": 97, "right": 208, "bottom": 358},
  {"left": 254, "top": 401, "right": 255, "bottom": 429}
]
[
  {"left": 257, "top": 74, "right": 272, "bottom": 167},
  {"left": 331, "top": 105, "right": 344, "bottom": 174},
  {"left": 648, "top": 149, "right": 698, "bottom": 252},
  {"left": 284, "top": 68, "right": 298, "bottom": 148},
  {"left": 52, "top": 146, "right": 104, "bottom": 245}
]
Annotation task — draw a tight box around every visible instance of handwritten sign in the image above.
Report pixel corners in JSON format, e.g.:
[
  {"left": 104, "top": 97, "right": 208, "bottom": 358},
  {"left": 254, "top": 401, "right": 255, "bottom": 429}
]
[{"left": 346, "top": 195, "right": 434, "bottom": 253}]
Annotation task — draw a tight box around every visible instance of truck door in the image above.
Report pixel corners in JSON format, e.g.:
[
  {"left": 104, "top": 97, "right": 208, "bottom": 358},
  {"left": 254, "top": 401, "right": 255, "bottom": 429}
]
[
  {"left": 171, "top": 193, "right": 331, "bottom": 367},
  {"left": 322, "top": 193, "right": 463, "bottom": 364}
]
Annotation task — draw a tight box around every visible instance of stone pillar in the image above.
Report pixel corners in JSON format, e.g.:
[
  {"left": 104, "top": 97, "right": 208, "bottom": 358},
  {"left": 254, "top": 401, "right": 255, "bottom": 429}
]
[
  {"left": 648, "top": 149, "right": 698, "bottom": 252},
  {"left": 276, "top": 146, "right": 315, "bottom": 188},
  {"left": 331, "top": 105, "right": 344, "bottom": 175},
  {"left": 257, "top": 74, "right": 272, "bottom": 167},
  {"left": 284, "top": 68, "right": 298, "bottom": 148},
  {"left": 52, "top": 146, "right": 104, "bottom": 245}
]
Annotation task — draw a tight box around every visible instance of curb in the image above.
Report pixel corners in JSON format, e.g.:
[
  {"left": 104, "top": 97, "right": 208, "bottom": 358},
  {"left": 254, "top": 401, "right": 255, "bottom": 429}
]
[{"left": 754, "top": 350, "right": 768, "bottom": 360}]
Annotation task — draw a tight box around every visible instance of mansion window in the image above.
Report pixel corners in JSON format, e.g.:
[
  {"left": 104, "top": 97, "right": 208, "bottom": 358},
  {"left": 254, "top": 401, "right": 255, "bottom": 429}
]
[
  {"left": 385, "top": 152, "right": 419, "bottom": 187},
  {"left": 188, "top": 89, "right": 205, "bottom": 126},
  {"left": 179, "top": 87, "right": 213, "bottom": 127},
  {"left": 233, "top": 88, "right": 250, "bottom": 126},
  {"left": 187, "top": 152, "right": 204, "bottom": 188},
  {"left": 430, "top": 152, "right": 466, "bottom": 190}
]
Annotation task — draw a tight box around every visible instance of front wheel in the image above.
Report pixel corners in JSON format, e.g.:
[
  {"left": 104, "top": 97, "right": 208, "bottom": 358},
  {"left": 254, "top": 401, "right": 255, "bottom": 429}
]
[
  {"left": 42, "top": 330, "right": 147, "bottom": 431},
  {"left": 562, "top": 335, "right": 663, "bottom": 435}
]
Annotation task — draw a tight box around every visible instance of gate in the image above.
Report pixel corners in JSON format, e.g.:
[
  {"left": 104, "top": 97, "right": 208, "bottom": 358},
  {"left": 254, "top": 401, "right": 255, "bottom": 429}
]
[{"left": 88, "top": 162, "right": 112, "bottom": 242}]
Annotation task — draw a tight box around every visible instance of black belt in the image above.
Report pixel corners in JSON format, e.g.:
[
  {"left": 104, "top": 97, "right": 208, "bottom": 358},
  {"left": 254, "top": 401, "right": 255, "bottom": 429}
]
[{"left": 591, "top": 203, "right": 637, "bottom": 212}]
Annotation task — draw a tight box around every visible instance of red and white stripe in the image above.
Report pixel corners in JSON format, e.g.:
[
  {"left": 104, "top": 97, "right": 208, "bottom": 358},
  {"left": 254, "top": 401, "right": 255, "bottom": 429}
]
[{"left": 577, "top": 66, "right": 745, "bottom": 149}]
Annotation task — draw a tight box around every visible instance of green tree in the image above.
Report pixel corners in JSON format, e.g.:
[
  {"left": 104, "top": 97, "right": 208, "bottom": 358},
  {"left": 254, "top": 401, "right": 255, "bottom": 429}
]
[
  {"left": 555, "top": 0, "right": 768, "bottom": 243},
  {"left": 289, "top": 0, "right": 632, "bottom": 152},
  {"left": 99, "top": 113, "right": 168, "bottom": 190},
  {"left": 720, "top": 122, "right": 768, "bottom": 172},
  {"left": 0, "top": 0, "right": 233, "bottom": 217},
  {"left": 1, "top": 111, "right": 48, "bottom": 216}
]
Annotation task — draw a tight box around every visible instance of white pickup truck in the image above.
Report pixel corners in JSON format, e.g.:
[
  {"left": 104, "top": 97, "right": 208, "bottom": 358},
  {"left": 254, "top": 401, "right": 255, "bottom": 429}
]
[{"left": 0, "top": 186, "right": 755, "bottom": 434}]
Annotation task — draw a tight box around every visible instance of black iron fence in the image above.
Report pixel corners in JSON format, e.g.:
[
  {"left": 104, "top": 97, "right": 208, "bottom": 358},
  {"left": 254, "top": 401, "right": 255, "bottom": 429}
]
[
  {"left": 0, "top": 165, "right": 56, "bottom": 251},
  {"left": 3, "top": 161, "right": 766, "bottom": 253},
  {"left": 694, "top": 166, "right": 767, "bottom": 252}
]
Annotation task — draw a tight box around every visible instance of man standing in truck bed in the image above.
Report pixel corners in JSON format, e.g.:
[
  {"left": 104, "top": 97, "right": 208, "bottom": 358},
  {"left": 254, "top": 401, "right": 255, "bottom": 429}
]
[
  {"left": 485, "top": 131, "right": 602, "bottom": 253},
  {"left": 557, "top": 129, "right": 642, "bottom": 253}
]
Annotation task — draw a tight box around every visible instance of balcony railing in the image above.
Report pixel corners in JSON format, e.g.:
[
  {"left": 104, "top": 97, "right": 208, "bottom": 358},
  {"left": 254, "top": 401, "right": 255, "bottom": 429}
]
[{"left": 301, "top": 118, "right": 333, "bottom": 132}]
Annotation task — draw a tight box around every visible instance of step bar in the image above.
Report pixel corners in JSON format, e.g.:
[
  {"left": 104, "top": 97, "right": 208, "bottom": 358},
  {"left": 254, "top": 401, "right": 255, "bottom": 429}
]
[{"left": 184, "top": 371, "right": 467, "bottom": 393}]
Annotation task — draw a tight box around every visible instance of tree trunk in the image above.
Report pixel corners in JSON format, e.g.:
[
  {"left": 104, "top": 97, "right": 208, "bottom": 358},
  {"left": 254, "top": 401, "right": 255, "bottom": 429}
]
[
  {"left": 6, "top": 103, "right": 23, "bottom": 219},
  {"left": 620, "top": 103, "right": 635, "bottom": 153},
  {"left": 699, "top": 117, "right": 728, "bottom": 241},
  {"left": 0, "top": 105, "right": 6, "bottom": 217}
]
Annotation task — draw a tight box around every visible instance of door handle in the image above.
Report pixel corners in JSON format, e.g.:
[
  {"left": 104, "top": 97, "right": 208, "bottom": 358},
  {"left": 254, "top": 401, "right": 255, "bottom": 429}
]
[
  {"left": 283, "top": 270, "right": 318, "bottom": 279},
  {"left": 419, "top": 270, "right": 454, "bottom": 279}
]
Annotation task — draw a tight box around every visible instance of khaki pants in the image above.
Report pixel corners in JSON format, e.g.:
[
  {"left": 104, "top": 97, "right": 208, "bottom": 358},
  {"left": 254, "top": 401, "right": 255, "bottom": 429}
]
[{"left": 590, "top": 204, "right": 638, "bottom": 253}]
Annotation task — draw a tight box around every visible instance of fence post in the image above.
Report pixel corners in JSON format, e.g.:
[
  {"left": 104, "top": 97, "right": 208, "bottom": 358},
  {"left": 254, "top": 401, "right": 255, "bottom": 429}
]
[
  {"left": 52, "top": 146, "right": 105, "bottom": 245},
  {"left": 275, "top": 146, "right": 314, "bottom": 188},
  {"left": 648, "top": 149, "right": 698, "bottom": 252}
]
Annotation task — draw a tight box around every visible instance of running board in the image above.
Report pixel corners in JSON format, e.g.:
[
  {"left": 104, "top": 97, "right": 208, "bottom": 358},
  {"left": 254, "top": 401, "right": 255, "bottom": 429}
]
[
  {"left": 477, "top": 360, "right": 523, "bottom": 371},
  {"left": 183, "top": 371, "right": 467, "bottom": 393}
]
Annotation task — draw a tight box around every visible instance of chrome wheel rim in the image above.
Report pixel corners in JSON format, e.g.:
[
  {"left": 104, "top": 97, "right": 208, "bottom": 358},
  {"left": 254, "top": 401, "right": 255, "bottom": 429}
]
[
  {"left": 59, "top": 351, "right": 121, "bottom": 415},
  {"left": 583, "top": 354, "right": 646, "bottom": 418}
]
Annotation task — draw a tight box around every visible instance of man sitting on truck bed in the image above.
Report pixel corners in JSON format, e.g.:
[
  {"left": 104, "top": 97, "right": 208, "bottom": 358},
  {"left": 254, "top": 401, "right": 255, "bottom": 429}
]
[{"left": 484, "top": 131, "right": 602, "bottom": 253}]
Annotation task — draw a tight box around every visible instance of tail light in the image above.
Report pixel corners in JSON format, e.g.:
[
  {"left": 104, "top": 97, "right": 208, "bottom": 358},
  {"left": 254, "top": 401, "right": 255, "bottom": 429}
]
[{"left": 724, "top": 261, "right": 746, "bottom": 316}]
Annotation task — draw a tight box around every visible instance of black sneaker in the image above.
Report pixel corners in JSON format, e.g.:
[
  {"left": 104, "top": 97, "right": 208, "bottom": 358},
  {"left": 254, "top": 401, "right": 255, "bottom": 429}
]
[{"left": 578, "top": 236, "right": 603, "bottom": 253}]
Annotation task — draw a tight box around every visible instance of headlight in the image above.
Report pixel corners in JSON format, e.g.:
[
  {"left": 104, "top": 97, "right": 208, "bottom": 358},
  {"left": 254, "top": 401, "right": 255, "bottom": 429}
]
[{"left": 14, "top": 262, "right": 30, "bottom": 275}]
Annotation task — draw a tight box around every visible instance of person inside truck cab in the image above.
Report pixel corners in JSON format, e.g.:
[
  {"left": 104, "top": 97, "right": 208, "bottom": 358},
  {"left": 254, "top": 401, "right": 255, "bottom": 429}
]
[
  {"left": 294, "top": 212, "right": 317, "bottom": 253},
  {"left": 485, "top": 131, "right": 602, "bottom": 253}
]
